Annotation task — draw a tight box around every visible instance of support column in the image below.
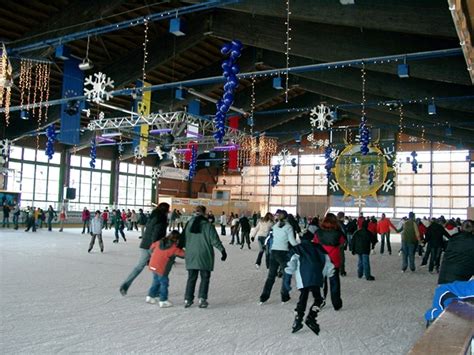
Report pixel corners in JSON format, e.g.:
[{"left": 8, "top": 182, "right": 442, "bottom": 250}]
[
  {"left": 152, "top": 179, "right": 158, "bottom": 205},
  {"left": 58, "top": 149, "right": 71, "bottom": 203},
  {"left": 429, "top": 142, "right": 434, "bottom": 218},
  {"left": 469, "top": 150, "right": 472, "bottom": 208},
  {"left": 110, "top": 158, "right": 119, "bottom": 207},
  {"left": 296, "top": 149, "right": 301, "bottom": 214}
]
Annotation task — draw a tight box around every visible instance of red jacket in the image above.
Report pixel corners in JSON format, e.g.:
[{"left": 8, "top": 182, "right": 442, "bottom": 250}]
[
  {"left": 81, "top": 210, "right": 90, "bottom": 222},
  {"left": 102, "top": 211, "right": 109, "bottom": 221},
  {"left": 357, "top": 216, "right": 365, "bottom": 230},
  {"left": 418, "top": 223, "right": 427, "bottom": 239},
  {"left": 368, "top": 221, "right": 378, "bottom": 236},
  {"left": 377, "top": 218, "right": 396, "bottom": 234},
  {"left": 312, "top": 230, "right": 345, "bottom": 268},
  {"left": 149, "top": 241, "right": 185, "bottom": 276}
]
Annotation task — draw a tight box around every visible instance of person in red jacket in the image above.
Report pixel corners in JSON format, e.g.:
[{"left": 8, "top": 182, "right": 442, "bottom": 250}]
[
  {"left": 101, "top": 208, "right": 109, "bottom": 230},
  {"left": 357, "top": 213, "right": 365, "bottom": 230},
  {"left": 313, "top": 213, "right": 345, "bottom": 310},
  {"left": 81, "top": 207, "right": 90, "bottom": 234},
  {"left": 147, "top": 230, "right": 184, "bottom": 308},
  {"left": 367, "top": 216, "right": 378, "bottom": 254},
  {"left": 416, "top": 218, "right": 427, "bottom": 256},
  {"left": 376, "top": 213, "right": 397, "bottom": 255}
]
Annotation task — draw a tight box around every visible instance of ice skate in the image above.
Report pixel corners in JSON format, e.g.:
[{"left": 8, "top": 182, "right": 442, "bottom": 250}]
[
  {"left": 305, "top": 309, "right": 320, "bottom": 335},
  {"left": 255, "top": 264, "right": 260, "bottom": 270},
  {"left": 198, "top": 299, "right": 209, "bottom": 308},
  {"left": 184, "top": 300, "right": 193, "bottom": 308},
  {"left": 119, "top": 286, "right": 127, "bottom": 296},
  {"left": 159, "top": 300, "right": 173, "bottom": 308},
  {"left": 292, "top": 314, "right": 304, "bottom": 333},
  {"left": 145, "top": 296, "right": 157, "bottom": 304}
]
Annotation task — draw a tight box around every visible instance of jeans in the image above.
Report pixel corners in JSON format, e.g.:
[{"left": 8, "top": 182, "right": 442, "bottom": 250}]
[
  {"left": 2, "top": 216, "right": 9, "bottom": 228},
  {"left": 148, "top": 273, "right": 169, "bottom": 301},
  {"left": 89, "top": 234, "right": 104, "bottom": 252},
  {"left": 380, "top": 232, "right": 392, "bottom": 254},
  {"left": 323, "top": 268, "right": 342, "bottom": 310},
  {"left": 115, "top": 226, "right": 126, "bottom": 241},
  {"left": 230, "top": 226, "right": 240, "bottom": 244},
  {"left": 260, "top": 250, "right": 291, "bottom": 303},
  {"left": 103, "top": 220, "right": 108, "bottom": 230},
  {"left": 255, "top": 236, "right": 269, "bottom": 268},
  {"left": 121, "top": 248, "right": 151, "bottom": 291},
  {"left": 13, "top": 214, "right": 19, "bottom": 229},
  {"left": 220, "top": 224, "right": 226, "bottom": 236},
  {"left": 47, "top": 218, "right": 53, "bottom": 231},
  {"left": 185, "top": 269, "right": 211, "bottom": 301},
  {"left": 295, "top": 286, "right": 324, "bottom": 317},
  {"left": 82, "top": 220, "right": 90, "bottom": 233},
  {"left": 428, "top": 247, "right": 442, "bottom": 272},
  {"left": 401, "top": 241, "right": 416, "bottom": 271},
  {"left": 25, "top": 218, "right": 36, "bottom": 232},
  {"left": 340, "top": 246, "right": 346, "bottom": 274},
  {"left": 240, "top": 231, "right": 251, "bottom": 248},
  {"left": 357, "top": 254, "right": 371, "bottom": 279},
  {"left": 347, "top": 233, "right": 353, "bottom": 251},
  {"left": 421, "top": 243, "right": 432, "bottom": 265}
]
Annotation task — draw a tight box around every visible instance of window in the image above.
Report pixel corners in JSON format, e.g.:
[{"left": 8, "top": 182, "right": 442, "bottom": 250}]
[{"left": 118, "top": 162, "right": 153, "bottom": 210}]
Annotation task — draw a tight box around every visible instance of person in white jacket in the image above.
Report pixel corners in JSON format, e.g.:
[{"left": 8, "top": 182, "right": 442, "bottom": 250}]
[
  {"left": 219, "top": 212, "right": 227, "bottom": 236},
  {"left": 88, "top": 211, "right": 104, "bottom": 253},
  {"left": 259, "top": 210, "right": 297, "bottom": 304},
  {"left": 251, "top": 212, "right": 274, "bottom": 269}
]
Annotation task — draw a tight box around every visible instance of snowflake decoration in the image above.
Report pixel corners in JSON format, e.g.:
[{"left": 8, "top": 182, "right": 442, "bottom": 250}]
[
  {"left": 307, "top": 133, "right": 314, "bottom": 142},
  {"left": 151, "top": 167, "right": 161, "bottom": 180},
  {"left": 310, "top": 104, "right": 334, "bottom": 131},
  {"left": 354, "top": 196, "right": 366, "bottom": 207},
  {"left": 408, "top": 136, "right": 418, "bottom": 143},
  {"left": 84, "top": 72, "right": 114, "bottom": 103},
  {"left": 277, "top": 148, "right": 290, "bottom": 165},
  {"left": 155, "top": 146, "right": 164, "bottom": 160},
  {"left": 329, "top": 179, "right": 340, "bottom": 192},
  {"left": 134, "top": 146, "right": 144, "bottom": 160},
  {"left": 87, "top": 122, "right": 96, "bottom": 131},
  {"left": 0, "top": 139, "right": 12, "bottom": 157},
  {"left": 330, "top": 149, "right": 340, "bottom": 160},
  {"left": 98, "top": 111, "right": 105, "bottom": 120},
  {"left": 85, "top": 109, "right": 91, "bottom": 117},
  {"left": 383, "top": 146, "right": 394, "bottom": 161},
  {"left": 382, "top": 179, "right": 394, "bottom": 192}
]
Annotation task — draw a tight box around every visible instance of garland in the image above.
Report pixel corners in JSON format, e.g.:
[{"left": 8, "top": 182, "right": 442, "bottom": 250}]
[
  {"left": 368, "top": 164, "right": 374, "bottom": 185},
  {"left": 411, "top": 151, "right": 418, "bottom": 173},
  {"left": 188, "top": 145, "right": 198, "bottom": 180},
  {"left": 270, "top": 164, "right": 281, "bottom": 187},
  {"left": 89, "top": 138, "right": 97, "bottom": 168},
  {"left": 359, "top": 116, "right": 370, "bottom": 155},
  {"left": 324, "top": 145, "right": 333, "bottom": 178}
]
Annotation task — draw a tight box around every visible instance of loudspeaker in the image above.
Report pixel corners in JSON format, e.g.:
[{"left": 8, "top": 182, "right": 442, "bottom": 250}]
[{"left": 66, "top": 187, "right": 76, "bottom": 200}]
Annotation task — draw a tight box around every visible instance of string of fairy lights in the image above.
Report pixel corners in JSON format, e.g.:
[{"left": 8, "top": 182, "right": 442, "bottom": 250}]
[
  {"left": 142, "top": 18, "right": 149, "bottom": 82},
  {"left": 250, "top": 75, "right": 256, "bottom": 134},
  {"left": 284, "top": 0, "right": 291, "bottom": 103},
  {"left": 398, "top": 103, "right": 404, "bottom": 152},
  {"left": 0, "top": 44, "right": 12, "bottom": 126},
  {"left": 361, "top": 63, "right": 366, "bottom": 117}
]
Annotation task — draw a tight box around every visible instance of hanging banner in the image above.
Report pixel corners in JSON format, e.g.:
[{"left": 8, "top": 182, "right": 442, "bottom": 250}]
[
  {"left": 228, "top": 115, "right": 239, "bottom": 170},
  {"left": 133, "top": 80, "right": 151, "bottom": 157},
  {"left": 59, "top": 58, "right": 84, "bottom": 145}
]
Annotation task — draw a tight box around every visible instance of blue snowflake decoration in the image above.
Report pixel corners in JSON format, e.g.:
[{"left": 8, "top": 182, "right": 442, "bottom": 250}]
[
  {"left": 368, "top": 164, "right": 374, "bottom": 185},
  {"left": 324, "top": 145, "right": 333, "bottom": 179},
  {"left": 188, "top": 145, "right": 198, "bottom": 180},
  {"left": 270, "top": 164, "right": 281, "bottom": 187},
  {"left": 89, "top": 138, "right": 97, "bottom": 169},
  {"left": 411, "top": 151, "right": 418, "bottom": 174},
  {"left": 214, "top": 39, "right": 243, "bottom": 143},
  {"left": 45, "top": 125, "right": 57, "bottom": 160},
  {"left": 359, "top": 116, "right": 370, "bottom": 155}
]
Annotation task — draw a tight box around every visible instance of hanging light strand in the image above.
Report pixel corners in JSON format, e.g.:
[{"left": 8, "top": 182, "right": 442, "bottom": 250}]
[
  {"left": 250, "top": 75, "right": 256, "bottom": 134},
  {"left": 421, "top": 125, "right": 426, "bottom": 150},
  {"left": 361, "top": 63, "right": 366, "bottom": 117},
  {"left": 284, "top": 0, "right": 291, "bottom": 102},
  {"left": 398, "top": 103, "right": 404, "bottom": 152},
  {"left": 142, "top": 18, "right": 149, "bottom": 81}
]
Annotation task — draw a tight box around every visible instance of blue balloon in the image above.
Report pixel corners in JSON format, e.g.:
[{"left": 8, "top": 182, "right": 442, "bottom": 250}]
[
  {"left": 223, "top": 70, "right": 231, "bottom": 78},
  {"left": 221, "top": 43, "right": 232, "bottom": 55},
  {"left": 230, "top": 49, "right": 241, "bottom": 60},
  {"left": 221, "top": 60, "right": 231, "bottom": 70},
  {"left": 231, "top": 39, "right": 243, "bottom": 50},
  {"left": 231, "top": 65, "right": 240, "bottom": 74}
]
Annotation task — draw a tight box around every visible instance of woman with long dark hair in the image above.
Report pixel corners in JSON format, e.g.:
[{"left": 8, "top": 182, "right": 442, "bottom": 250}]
[{"left": 312, "top": 213, "right": 345, "bottom": 310}]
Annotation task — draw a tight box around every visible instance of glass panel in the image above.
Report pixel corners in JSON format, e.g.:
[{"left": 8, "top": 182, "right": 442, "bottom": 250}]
[
  {"left": 119, "top": 163, "right": 128, "bottom": 173},
  {"left": 81, "top": 170, "right": 91, "bottom": 183},
  {"left": 71, "top": 155, "right": 81, "bottom": 167},
  {"left": 102, "top": 173, "right": 111, "bottom": 186},
  {"left": 128, "top": 164, "right": 137, "bottom": 175},
  {"left": 23, "top": 148, "right": 36, "bottom": 161},
  {"left": 36, "top": 149, "right": 49, "bottom": 163},
  {"left": 102, "top": 160, "right": 112, "bottom": 171},
  {"left": 48, "top": 167, "right": 60, "bottom": 181},
  {"left": 9, "top": 146, "right": 22, "bottom": 159}
]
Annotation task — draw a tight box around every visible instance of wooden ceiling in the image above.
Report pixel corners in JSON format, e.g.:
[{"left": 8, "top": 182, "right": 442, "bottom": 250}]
[{"left": 1, "top": 0, "right": 473, "bottom": 151}]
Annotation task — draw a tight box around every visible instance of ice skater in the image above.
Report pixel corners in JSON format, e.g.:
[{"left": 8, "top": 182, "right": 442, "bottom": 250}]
[
  {"left": 252, "top": 212, "right": 274, "bottom": 269},
  {"left": 112, "top": 209, "right": 127, "bottom": 243},
  {"left": 146, "top": 230, "right": 185, "bottom": 308},
  {"left": 88, "top": 211, "right": 104, "bottom": 253},
  {"left": 259, "top": 210, "right": 297, "bottom": 305},
  {"left": 350, "top": 219, "right": 376, "bottom": 281},
  {"left": 239, "top": 213, "right": 252, "bottom": 249},
  {"left": 119, "top": 203, "right": 169, "bottom": 296},
  {"left": 183, "top": 205, "right": 227, "bottom": 309},
  {"left": 285, "top": 227, "right": 334, "bottom": 334}
]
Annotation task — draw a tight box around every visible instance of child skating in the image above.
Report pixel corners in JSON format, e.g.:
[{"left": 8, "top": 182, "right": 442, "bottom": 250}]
[
  {"left": 147, "top": 230, "right": 185, "bottom": 308},
  {"left": 88, "top": 211, "right": 104, "bottom": 253}
]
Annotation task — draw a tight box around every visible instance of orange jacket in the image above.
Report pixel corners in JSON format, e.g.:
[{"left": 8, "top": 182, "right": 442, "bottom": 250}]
[
  {"left": 368, "top": 221, "right": 378, "bottom": 236},
  {"left": 149, "top": 241, "right": 185, "bottom": 276},
  {"left": 377, "top": 218, "right": 396, "bottom": 234}
]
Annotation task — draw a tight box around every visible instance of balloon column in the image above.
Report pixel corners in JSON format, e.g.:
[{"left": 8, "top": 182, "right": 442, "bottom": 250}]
[
  {"left": 270, "top": 164, "right": 281, "bottom": 187},
  {"left": 45, "top": 125, "right": 57, "bottom": 160},
  {"left": 324, "top": 145, "right": 333, "bottom": 178},
  {"left": 90, "top": 138, "right": 97, "bottom": 169},
  {"left": 359, "top": 117, "right": 370, "bottom": 155},
  {"left": 214, "top": 40, "right": 242, "bottom": 144},
  {"left": 411, "top": 151, "right": 418, "bottom": 173},
  {"left": 188, "top": 144, "right": 198, "bottom": 180}
]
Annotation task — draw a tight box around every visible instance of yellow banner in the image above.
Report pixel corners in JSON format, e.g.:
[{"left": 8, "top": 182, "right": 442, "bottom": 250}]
[{"left": 137, "top": 81, "right": 151, "bottom": 157}]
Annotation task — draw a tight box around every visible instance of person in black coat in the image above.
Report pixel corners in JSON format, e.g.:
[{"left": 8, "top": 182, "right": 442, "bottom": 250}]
[
  {"left": 422, "top": 218, "right": 451, "bottom": 273},
  {"left": 119, "top": 203, "right": 170, "bottom": 296},
  {"left": 350, "top": 219, "right": 376, "bottom": 281},
  {"left": 438, "top": 220, "right": 474, "bottom": 284},
  {"left": 239, "top": 215, "right": 252, "bottom": 250}
]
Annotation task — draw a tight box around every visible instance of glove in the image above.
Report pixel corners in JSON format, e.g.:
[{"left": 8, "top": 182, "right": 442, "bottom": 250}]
[
  {"left": 221, "top": 249, "right": 227, "bottom": 261},
  {"left": 251, "top": 237, "right": 255, "bottom": 242}
]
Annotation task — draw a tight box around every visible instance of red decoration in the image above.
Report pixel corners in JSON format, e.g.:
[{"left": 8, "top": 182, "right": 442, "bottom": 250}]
[
  {"left": 228, "top": 115, "right": 239, "bottom": 170},
  {"left": 185, "top": 141, "right": 198, "bottom": 162}
]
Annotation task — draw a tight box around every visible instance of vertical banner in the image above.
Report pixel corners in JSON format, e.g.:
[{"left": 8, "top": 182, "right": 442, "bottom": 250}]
[
  {"left": 228, "top": 115, "right": 239, "bottom": 170},
  {"left": 133, "top": 80, "right": 151, "bottom": 157},
  {"left": 59, "top": 58, "right": 84, "bottom": 145}
]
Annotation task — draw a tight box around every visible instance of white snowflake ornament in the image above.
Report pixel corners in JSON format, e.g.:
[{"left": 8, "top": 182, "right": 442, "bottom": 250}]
[
  {"left": 278, "top": 148, "right": 290, "bottom": 165},
  {"left": 0, "top": 139, "right": 12, "bottom": 157},
  {"left": 155, "top": 146, "right": 164, "bottom": 160},
  {"left": 84, "top": 72, "right": 114, "bottom": 103},
  {"left": 310, "top": 104, "right": 334, "bottom": 131},
  {"left": 151, "top": 167, "right": 161, "bottom": 180},
  {"left": 134, "top": 146, "right": 145, "bottom": 160},
  {"left": 87, "top": 122, "right": 96, "bottom": 131}
]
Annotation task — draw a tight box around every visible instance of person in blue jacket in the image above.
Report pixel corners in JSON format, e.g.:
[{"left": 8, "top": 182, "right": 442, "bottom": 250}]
[{"left": 285, "top": 226, "right": 335, "bottom": 334}]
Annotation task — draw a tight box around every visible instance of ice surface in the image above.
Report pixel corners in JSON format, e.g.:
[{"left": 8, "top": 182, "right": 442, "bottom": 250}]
[{"left": 0, "top": 227, "right": 436, "bottom": 354}]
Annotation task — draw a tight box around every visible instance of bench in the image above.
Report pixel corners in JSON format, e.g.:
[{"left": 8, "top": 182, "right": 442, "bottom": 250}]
[{"left": 409, "top": 300, "right": 474, "bottom": 355}]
